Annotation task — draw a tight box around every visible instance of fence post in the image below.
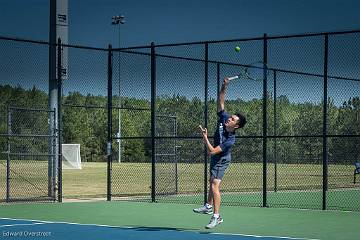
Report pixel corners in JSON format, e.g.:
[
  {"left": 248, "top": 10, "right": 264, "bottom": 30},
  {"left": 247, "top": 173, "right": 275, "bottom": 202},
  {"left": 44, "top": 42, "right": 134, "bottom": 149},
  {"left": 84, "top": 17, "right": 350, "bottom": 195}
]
[
  {"left": 151, "top": 42, "right": 157, "bottom": 202},
  {"left": 262, "top": 33, "right": 268, "bottom": 207},
  {"left": 203, "top": 42, "right": 209, "bottom": 204},
  {"left": 322, "top": 34, "right": 329, "bottom": 210},
  {"left": 273, "top": 70, "right": 278, "bottom": 193},
  {"left": 107, "top": 44, "right": 113, "bottom": 201},
  {"left": 57, "top": 38, "right": 63, "bottom": 202},
  {"left": 6, "top": 107, "right": 11, "bottom": 202}
]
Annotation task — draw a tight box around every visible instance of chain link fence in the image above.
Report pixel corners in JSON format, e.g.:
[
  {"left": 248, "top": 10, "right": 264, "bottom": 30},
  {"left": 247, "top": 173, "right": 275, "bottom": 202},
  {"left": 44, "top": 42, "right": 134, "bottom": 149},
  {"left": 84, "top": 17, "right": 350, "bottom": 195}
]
[
  {"left": 110, "top": 48, "right": 152, "bottom": 201},
  {"left": 60, "top": 45, "right": 108, "bottom": 200},
  {"left": 0, "top": 38, "right": 56, "bottom": 202},
  {"left": 0, "top": 107, "right": 56, "bottom": 202},
  {"left": 0, "top": 30, "right": 359, "bottom": 210}
]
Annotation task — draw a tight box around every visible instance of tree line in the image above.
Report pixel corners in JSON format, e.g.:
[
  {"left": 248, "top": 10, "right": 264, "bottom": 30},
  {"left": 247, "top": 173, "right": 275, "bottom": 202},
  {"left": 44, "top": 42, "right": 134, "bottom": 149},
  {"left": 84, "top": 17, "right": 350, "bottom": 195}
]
[{"left": 0, "top": 85, "right": 359, "bottom": 164}]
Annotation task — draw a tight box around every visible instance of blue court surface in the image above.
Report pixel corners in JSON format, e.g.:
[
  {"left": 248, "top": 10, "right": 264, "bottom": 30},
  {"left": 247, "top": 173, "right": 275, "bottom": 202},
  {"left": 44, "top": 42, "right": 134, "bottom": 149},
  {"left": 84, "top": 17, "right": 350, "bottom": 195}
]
[{"left": 0, "top": 218, "right": 317, "bottom": 240}]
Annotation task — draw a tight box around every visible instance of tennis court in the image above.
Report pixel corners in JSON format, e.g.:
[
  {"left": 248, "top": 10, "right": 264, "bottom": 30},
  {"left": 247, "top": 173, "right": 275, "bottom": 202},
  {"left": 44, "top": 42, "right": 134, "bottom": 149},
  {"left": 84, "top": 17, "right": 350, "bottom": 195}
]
[{"left": 1, "top": 201, "right": 359, "bottom": 240}]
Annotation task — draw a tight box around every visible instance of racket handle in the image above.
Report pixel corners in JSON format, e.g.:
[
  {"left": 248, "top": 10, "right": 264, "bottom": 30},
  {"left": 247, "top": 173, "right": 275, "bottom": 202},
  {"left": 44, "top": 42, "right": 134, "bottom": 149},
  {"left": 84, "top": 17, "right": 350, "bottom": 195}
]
[{"left": 228, "top": 76, "right": 239, "bottom": 81}]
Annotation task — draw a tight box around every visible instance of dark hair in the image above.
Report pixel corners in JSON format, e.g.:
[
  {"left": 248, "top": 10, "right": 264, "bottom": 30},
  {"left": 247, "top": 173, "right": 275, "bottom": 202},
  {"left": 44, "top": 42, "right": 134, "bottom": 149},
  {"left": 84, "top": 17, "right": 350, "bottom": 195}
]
[{"left": 235, "top": 113, "right": 247, "bottom": 129}]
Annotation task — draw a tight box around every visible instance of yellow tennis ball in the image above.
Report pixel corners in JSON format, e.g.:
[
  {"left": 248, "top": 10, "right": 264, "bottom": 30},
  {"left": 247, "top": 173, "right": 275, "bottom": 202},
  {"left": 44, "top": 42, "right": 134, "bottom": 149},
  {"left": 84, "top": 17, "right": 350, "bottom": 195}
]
[{"left": 235, "top": 46, "right": 241, "bottom": 52}]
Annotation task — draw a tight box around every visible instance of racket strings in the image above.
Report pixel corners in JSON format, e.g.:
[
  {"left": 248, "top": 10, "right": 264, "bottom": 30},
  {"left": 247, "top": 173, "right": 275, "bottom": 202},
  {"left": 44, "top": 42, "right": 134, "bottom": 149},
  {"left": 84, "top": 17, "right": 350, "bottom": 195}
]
[{"left": 244, "top": 62, "right": 270, "bottom": 81}]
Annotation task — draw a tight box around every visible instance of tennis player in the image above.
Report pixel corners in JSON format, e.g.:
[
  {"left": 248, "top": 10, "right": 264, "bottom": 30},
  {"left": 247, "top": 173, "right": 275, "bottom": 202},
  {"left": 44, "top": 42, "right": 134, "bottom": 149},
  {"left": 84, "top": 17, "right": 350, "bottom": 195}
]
[{"left": 193, "top": 77, "right": 247, "bottom": 229}]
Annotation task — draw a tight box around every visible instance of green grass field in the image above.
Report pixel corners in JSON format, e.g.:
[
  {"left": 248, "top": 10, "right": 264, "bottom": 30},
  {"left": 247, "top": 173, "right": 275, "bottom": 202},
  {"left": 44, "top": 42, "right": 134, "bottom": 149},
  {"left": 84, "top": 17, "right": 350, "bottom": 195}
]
[{"left": 1, "top": 161, "right": 359, "bottom": 210}]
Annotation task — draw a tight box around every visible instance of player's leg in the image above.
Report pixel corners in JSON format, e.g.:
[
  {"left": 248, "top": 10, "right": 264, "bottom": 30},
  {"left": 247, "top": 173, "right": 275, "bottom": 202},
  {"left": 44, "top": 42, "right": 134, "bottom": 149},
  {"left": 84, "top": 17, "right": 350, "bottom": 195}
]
[
  {"left": 205, "top": 157, "right": 230, "bottom": 229},
  {"left": 207, "top": 178, "right": 214, "bottom": 206},
  {"left": 206, "top": 178, "right": 224, "bottom": 229},
  {"left": 193, "top": 159, "right": 216, "bottom": 215},
  {"left": 211, "top": 178, "right": 221, "bottom": 215},
  {"left": 193, "top": 177, "right": 214, "bottom": 214}
]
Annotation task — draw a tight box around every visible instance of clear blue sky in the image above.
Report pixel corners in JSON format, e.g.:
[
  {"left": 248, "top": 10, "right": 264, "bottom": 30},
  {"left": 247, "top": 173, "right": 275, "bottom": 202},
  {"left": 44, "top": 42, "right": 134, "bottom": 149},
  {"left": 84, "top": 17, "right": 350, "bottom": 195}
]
[
  {"left": 1, "top": 0, "right": 360, "bottom": 47},
  {"left": 0, "top": 0, "right": 359, "bottom": 106}
]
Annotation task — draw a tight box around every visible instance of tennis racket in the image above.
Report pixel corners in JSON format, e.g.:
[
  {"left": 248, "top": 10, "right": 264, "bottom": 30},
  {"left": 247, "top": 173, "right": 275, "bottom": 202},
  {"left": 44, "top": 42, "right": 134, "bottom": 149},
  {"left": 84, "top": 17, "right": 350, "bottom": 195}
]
[{"left": 228, "top": 61, "right": 270, "bottom": 81}]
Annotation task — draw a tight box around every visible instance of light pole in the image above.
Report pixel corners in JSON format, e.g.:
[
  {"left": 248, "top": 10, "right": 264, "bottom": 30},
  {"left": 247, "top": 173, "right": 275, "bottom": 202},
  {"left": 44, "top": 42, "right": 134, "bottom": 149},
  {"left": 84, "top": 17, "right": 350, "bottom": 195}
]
[{"left": 112, "top": 15, "right": 125, "bottom": 163}]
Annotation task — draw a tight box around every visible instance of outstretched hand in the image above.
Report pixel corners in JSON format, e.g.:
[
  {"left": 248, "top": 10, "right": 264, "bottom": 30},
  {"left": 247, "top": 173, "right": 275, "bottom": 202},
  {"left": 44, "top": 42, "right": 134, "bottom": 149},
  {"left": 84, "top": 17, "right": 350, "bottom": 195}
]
[{"left": 199, "top": 125, "right": 208, "bottom": 138}]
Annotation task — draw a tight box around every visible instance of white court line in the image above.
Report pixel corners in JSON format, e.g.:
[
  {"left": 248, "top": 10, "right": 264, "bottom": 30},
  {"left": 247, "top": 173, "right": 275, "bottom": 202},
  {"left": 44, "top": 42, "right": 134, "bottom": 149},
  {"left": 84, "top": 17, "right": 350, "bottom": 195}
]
[
  {"left": 0, "top": 222, "right": 47, "bottom": 228},
  {"left": 211, "top": 232, "right": 319, "bottom": 240},
  {"left": 0, "top": 217, "right": 319, "bottom": 240}
]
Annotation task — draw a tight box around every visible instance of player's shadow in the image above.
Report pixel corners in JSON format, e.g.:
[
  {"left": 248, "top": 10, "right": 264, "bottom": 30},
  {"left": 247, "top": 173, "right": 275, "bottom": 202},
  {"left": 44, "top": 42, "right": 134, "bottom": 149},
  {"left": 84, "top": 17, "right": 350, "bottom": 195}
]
[
  {"left": 120, "top": 225, "right": 213, "bottom": 234},
  {"left": 122, "top": 225, "right": 199, "bottom": 232}
]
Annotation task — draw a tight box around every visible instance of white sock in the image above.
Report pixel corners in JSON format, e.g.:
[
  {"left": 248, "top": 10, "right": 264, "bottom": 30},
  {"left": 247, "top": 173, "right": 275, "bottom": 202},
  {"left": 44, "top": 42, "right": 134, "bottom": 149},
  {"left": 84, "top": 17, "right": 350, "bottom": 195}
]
[
  {"left": 205, "top": 203, "right": 212, "bottom": 209},
  {"left": 213, "top": 213, "right": 220, "bottom": 218}
]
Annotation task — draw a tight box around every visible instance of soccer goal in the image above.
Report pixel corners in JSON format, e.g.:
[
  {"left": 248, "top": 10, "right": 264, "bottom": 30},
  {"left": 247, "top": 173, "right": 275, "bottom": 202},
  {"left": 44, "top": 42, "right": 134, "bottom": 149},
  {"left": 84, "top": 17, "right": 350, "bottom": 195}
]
[{"left": 62, "top": 144, "right": 82, "bottom": 169}]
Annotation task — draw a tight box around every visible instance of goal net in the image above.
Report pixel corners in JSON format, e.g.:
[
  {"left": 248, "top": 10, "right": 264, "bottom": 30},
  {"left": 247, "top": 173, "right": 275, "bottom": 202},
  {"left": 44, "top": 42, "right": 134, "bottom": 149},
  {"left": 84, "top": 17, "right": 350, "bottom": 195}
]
[{"left": 62, "top": 144, "right": 82, "bottom": 169}]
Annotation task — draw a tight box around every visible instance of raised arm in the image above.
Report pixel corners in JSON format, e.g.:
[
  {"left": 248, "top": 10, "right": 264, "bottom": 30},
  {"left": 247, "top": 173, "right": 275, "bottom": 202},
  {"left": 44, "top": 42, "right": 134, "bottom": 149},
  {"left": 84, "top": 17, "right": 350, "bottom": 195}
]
[{"left": 217, "top": 77, "right": 230, "bottom": 112}]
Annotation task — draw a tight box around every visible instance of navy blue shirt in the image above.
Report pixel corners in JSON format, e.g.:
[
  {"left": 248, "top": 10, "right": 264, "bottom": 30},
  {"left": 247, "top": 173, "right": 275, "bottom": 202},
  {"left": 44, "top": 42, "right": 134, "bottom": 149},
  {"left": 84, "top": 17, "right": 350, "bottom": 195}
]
[{"left": 213, "top": 110, "right": 236, "bottom": 158}]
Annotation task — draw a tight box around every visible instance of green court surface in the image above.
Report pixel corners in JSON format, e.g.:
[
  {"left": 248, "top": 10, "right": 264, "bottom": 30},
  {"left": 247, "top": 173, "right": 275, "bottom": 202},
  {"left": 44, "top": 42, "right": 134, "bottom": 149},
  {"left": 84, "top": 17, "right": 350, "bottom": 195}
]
[
  {"left": 0, "top": 201, "right": 359, "bottom": 240},
  {"left": 158, "top": 189, "right": 360, "bottom": 211}
]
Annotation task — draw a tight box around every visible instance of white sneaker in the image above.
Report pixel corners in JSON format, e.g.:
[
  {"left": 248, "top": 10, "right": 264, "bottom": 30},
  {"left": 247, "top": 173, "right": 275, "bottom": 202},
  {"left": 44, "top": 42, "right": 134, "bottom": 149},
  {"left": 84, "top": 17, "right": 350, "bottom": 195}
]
[
  {"left": 193, "top": 205, "right": 213, "bottom": 214},
  {"left": 205, "top": 216, "right": 223, "bottom": 229}
]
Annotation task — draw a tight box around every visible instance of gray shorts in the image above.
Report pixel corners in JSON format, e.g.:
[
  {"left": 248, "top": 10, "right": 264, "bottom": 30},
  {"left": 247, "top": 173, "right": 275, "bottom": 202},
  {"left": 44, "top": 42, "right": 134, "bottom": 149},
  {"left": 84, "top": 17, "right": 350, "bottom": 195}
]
[{"left": 210, "top": 155, "right": 231, "bottom": 180}]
